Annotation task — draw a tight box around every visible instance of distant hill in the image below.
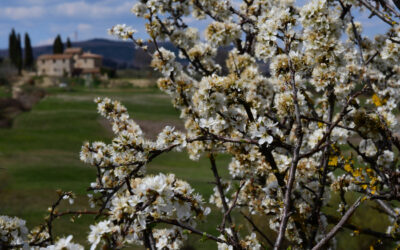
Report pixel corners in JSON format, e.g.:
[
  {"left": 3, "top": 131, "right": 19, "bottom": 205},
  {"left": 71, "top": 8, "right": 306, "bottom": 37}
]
[
  {"left": 0, "top": 39, "right": 270, "bottom": 73},
  {"left": 0, "top": 38, "right": 179, "bottom": 70}
]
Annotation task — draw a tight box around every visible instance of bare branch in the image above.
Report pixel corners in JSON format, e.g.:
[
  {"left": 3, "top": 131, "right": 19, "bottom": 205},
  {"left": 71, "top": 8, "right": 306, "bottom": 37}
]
[
  {"left": 157, "top": 219, "right": 227, "bottom": 243},
  {"left": 241, "top": 212, "right": 274, "bottom": 247},
  {"left": 312, "top": 197, "right": 362, "bottom": 250},
  {"left": 274, "top": 35, "right": 304, "bottom": 250},
  {"left": 358, "top": 0, "right": 396, "bottom": 26}
]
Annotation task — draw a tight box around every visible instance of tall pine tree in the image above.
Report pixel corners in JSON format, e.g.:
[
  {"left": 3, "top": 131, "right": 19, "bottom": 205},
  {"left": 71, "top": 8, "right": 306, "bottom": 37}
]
[
  {"left": 24, "top": 33, "right": 34, "bottom": 69},
  {"left": 53, "top": 35, "right": 64, "bottom": 54},
  {"left": 66, "top": 37, "right": 72, "bottom": 48}
]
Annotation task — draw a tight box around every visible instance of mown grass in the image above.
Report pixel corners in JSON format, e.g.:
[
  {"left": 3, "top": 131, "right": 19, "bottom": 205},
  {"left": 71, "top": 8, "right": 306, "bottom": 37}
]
[
  {"left": 0, "top": 84, "right": 395, "bottom": 249},
  {"left": 0, "top": 85, "right": 228, "bottom": 249}
]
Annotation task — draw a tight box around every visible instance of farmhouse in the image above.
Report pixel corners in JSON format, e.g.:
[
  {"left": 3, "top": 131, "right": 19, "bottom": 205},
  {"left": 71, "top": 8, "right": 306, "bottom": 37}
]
[{"left": 37, "top": 48, "right": 102, "bottom": 77}]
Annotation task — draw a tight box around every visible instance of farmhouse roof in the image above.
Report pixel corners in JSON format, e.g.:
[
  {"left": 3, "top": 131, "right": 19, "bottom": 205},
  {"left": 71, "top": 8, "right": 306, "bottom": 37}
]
[
  {"left": 81, "top": 52, "right": 103, "bottom": 59},
  {"left": 37, "top": 54, "right": 73, "bottom": 60}
]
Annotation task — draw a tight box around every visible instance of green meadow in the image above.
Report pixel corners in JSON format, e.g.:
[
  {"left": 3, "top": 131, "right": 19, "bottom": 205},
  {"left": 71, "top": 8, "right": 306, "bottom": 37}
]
[
  {"left": 0, "top": 85, "right": 231, "bottom": 249},
  {"left": 0, "top": 85, "right": 394, "bottom": 249}
]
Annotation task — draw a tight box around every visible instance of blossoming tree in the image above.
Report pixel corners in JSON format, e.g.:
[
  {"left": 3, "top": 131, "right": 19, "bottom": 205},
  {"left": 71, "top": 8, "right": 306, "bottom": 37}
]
[{"left": 3, "top": 0, "right": 400, "bottom": 249}]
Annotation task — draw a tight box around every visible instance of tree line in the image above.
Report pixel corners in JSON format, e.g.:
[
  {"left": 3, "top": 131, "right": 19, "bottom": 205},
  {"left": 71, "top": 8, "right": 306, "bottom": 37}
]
[{"left": 8, "top": 29, "right": 72, "bottom": 75}]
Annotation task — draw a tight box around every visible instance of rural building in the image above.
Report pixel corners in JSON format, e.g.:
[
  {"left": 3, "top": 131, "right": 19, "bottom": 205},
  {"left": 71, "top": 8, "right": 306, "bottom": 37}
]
[{"left": 37, "top": 48, "right": 102, "bottom": 77}]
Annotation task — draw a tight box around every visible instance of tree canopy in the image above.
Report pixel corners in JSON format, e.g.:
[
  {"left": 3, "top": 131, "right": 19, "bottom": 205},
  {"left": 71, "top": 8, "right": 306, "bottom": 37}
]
[
  {"left": 24, "top": 33, "right": 34, "bottom": 69},
  {"left": 66, "top": 37, "right": 72, "bottom": 48},
  {"left": 8, "top": 29, "right": 23, "bottom": 74},
  {"left": 53, "top": 35, "right": 64, "bottom": 54}
]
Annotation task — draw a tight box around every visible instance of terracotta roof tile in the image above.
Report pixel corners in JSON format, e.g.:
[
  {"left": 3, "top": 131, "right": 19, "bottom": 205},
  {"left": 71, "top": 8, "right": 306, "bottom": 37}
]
[{"left": 37, "top": 54, "right": 73, "bottom": 60}]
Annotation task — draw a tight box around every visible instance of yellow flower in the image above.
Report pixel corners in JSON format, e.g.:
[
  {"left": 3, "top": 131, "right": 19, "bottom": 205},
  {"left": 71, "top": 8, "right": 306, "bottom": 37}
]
[
  {"left": 328, "top": 156, "right": 338, "bottom": 166},
  {"left": 372, "top": 94, "right": 382, "bottom": 107},
  {"left": 370, "top": 186, "right": 377, "bottom": 195},
  {"left": 344, "top": 163, "right": 352, "bottom": 172},
  {"left": 372, "top": 93, "right": 387, "bottom": 107},
  {"left": 353, "top": 169, "right": 362, "bottom": 177}
]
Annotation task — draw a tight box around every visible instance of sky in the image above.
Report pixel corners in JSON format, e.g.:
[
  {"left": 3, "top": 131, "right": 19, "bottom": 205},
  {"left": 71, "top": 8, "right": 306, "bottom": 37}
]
[
  {"left": 0, "top": 0, "right": 392, "bottom": 49},
  {"left": 0, "top": 0, "right": 146, "bottom": 48}
]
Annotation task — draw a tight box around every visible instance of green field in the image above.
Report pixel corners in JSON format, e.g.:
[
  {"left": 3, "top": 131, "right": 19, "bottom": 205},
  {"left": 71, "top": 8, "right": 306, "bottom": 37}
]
[
  {"left": 0, "top": 85, "right": 394, "bottom": 249},
  {"left": 0, "top": 85, "right": 232, "bottom": 249}
]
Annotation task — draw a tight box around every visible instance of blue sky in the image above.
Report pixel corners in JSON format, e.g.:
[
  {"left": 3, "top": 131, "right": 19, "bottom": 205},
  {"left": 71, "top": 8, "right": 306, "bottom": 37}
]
[
  {"left": 0, "top": 0, "right": 146, "bottom": 48},
  {"left": 0, "top": 0, "right": 391, "bottom": 49}
]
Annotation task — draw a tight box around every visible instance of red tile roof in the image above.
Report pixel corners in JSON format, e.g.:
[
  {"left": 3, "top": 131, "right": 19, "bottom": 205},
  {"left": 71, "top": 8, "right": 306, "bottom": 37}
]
[{"left": 37, "top": 54, "right": 73, "bottom": 60}]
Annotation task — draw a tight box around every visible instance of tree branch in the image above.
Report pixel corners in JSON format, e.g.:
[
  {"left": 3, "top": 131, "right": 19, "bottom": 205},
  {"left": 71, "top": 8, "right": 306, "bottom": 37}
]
[{"left": 312, "top": 197, "right": 362, "bottom": 250}]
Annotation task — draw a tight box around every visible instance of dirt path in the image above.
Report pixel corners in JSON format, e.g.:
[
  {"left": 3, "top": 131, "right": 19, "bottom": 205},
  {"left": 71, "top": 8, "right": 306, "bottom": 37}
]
[{"left": 98, "top": 117, "right": 185, "bottom": 140}]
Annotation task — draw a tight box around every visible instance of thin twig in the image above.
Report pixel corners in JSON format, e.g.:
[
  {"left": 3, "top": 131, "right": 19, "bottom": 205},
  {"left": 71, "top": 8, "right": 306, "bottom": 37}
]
[
  {"left": 241, "top": 212, "right": 274, "bottom": 247},
  {"left": 274, "top": 34, "right": 304, "bottom": 250},
  {"left": 358, "top": 0, "right": 396, "bottom": 26},
  {"left": 220, "top": 181, "right": 245, "bottom": 230},
  {"left": 312, "top": 197, "right": 362, "bottom": 250},
  {"left": 157, "top": 219, "right": 227, "bottom": 243},
  {"left": 209, "top": 153, "right": 241, "bottom": 248}
]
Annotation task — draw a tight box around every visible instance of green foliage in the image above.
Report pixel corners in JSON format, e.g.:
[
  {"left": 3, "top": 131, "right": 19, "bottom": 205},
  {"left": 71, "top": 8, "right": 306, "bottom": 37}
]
[
  {"left": 116, "top": 69, "right": 160, "bottom": 79},
  {"left": 100, "top": 67, "right": 117, "bottom": 78}
]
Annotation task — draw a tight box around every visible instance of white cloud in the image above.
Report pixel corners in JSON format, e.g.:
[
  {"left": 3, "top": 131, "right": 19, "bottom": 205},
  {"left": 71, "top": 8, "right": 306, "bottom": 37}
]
[
  {"left": 55, "top": 1, "right": 132, "bottom": 19},
  {"left": 77, "top": 23, "right": 92, "bottom": 32},
  {"left": 36, "top": 37, "right": 54, "bottom": 46},
  {"left": 0, "top": 6, "right": 45, "bottom": 20},
  {"left": 7, "top": 0, "right": 58, "bottom": 5}
]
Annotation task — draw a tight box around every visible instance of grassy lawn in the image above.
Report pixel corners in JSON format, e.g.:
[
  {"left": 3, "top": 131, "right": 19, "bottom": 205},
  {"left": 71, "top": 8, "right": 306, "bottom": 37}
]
[
  {"left": 0, "top": 84, "right": 394, "bottom": 249},
  {"left": 0, "top": 85, "right": 230, "bottom": 249}
]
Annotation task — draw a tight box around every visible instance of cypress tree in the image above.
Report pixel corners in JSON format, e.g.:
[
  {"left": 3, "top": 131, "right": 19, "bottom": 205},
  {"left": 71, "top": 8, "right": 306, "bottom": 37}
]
[
  {"left": 66, "top": 37, "right": 72, "bottom": 48},
  {"left": 24, "top": 33, "right": 34, "bottom": 69},
  {"left": 53, "top": 35, "right": 64, "bottom": 54},
  {"left": 16, "top": 34, "right": 23, "bottom": 75},
  {"left": 8, "top": 29, "right": 17, "bottom": 65}
]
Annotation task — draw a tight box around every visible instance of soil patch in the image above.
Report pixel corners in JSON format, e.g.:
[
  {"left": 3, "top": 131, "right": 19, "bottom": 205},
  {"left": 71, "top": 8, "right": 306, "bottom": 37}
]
[
  {"left": 99, "top": 117, "right": 185, "bottom": 140},
  {"left": 0, "top": 88, "right": 46, "bottom": 128}
]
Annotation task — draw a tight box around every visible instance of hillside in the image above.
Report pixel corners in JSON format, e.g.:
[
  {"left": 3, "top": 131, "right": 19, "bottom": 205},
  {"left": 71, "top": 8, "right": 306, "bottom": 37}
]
[
  {"left": 0, "top": 39, "right": 178, "bottom": 70},
  {"left": 0, "top": 39, "right": 269, "bottom": 73}
]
